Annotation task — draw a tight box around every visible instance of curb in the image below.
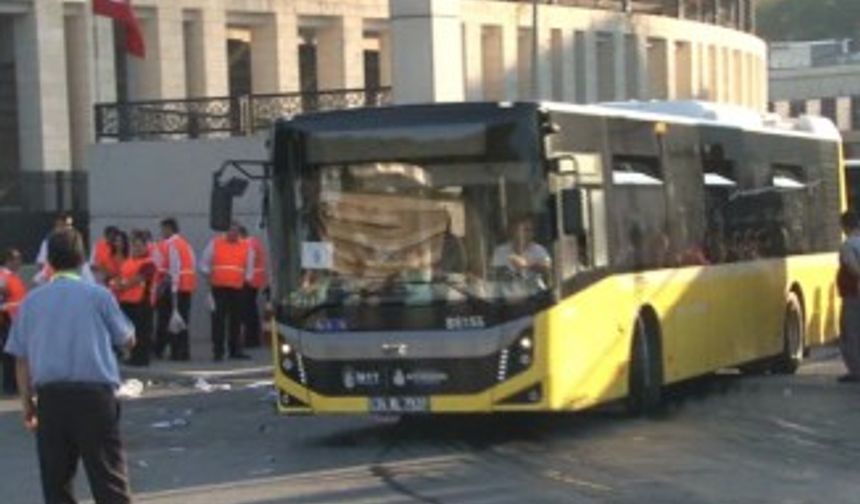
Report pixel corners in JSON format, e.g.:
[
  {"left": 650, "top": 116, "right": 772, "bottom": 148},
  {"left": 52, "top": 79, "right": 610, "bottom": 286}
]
[{"left": 120, "top": 364, "right": 272, "bottom": 384}]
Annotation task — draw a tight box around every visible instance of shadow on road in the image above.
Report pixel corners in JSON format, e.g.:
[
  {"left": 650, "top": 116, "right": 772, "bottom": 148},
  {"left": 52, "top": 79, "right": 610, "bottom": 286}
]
[{"left": 308, "top": 373, "right": 752, "bottom": 452}]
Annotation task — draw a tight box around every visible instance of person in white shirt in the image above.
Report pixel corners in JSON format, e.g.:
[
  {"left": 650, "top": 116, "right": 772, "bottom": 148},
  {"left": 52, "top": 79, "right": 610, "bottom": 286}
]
[
  {"left": 491, "top": 216, "right": 552, "bottom": 288},
  {"left": 33, "top": 213, "right": 97, "bottom": 284}
]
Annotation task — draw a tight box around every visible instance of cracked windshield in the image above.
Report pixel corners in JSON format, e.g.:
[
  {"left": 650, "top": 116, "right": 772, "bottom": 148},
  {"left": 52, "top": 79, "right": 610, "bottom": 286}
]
[{"left": 287, "top": 161, "right": 552, "bottom": 310}]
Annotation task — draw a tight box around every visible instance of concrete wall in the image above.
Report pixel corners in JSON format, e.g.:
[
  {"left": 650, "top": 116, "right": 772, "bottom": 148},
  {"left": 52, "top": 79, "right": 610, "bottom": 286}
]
[{"left": 87, "top": 136, "right": 268, "bottom": 346}]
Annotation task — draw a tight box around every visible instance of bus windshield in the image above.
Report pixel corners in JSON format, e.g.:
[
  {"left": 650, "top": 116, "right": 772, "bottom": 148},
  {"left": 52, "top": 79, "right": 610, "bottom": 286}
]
[{"left": 281, "top": 160, "right": 553, "bottom": 312}]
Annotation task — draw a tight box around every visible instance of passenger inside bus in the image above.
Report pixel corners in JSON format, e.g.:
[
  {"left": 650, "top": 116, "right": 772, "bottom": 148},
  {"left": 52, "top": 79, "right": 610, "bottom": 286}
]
[{"left": 490, "top": 216, "right": 552, "bottom": 289}]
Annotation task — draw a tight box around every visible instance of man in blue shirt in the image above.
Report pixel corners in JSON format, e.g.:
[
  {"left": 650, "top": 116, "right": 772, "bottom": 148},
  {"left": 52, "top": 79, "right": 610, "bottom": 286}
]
[{"left": 5, "top": 228, "right": 136, "bottom": 504}]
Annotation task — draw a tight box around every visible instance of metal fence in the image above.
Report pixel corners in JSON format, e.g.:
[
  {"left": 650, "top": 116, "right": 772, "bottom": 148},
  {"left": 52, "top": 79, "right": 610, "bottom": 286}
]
[{"left": 95, "top": 87, "right": 392, "bottom": 142}]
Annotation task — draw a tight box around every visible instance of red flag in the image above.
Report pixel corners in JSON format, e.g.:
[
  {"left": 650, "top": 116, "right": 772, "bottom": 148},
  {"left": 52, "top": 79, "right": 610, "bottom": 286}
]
[{"left": 93, "top": 0, "right": 146, "bottom": 58}]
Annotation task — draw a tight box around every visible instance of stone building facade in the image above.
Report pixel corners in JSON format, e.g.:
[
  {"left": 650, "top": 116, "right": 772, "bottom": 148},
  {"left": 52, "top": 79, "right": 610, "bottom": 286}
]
[{"left": 0, "top": 0, "right": 765, "bottom": 193}]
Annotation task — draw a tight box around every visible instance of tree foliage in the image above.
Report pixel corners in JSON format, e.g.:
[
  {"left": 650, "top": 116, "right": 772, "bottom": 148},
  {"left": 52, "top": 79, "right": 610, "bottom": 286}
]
[{"left": 757, "top": 0, "right": 860, "bottom": 42}]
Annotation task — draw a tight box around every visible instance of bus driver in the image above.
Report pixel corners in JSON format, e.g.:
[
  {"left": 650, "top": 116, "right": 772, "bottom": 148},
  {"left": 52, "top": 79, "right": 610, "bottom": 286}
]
[{"left": 491, "top": 216, "right": 552, "bottom": 289}]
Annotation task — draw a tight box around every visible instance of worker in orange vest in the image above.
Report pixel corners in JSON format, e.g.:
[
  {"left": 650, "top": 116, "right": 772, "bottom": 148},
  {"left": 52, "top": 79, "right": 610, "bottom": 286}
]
[
  {"left": 239, "top": 226, "right": 267, "bottom": 348},
  {"left": 110, "top": 231, "right": 156, "bottom": 367},
  {"left": 200, "top": 222, "right": 251, "bottom": 361},
  {"left": 90, "top": 225, "right": 119, "bottom": 284},
  {"left": 153, "top": 218, "right": 197, "bottom": 361},
  {"left": 1, "top": 248, "right": 27, "bottom": 394}
]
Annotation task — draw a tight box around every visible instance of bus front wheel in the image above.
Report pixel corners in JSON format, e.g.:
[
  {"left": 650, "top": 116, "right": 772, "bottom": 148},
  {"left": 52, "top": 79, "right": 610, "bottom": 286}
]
[
  {"left": 626, "top": 314, "right": 663, "bottom": 416},
  {"left": 772, "top": 293, "right": 805, "bottom": 375}
]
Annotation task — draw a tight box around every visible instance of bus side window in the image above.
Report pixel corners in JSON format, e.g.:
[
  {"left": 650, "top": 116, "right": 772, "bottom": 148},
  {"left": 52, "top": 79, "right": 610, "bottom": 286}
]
[
  {"left": 610, "top": 155, "right": 667, "bottom": 271},
  {"left": 770, "top": 163, "right": 809, "bottom": 255},
  {"left": 702, "top": 144, "right": 735, "bottom": 264}
]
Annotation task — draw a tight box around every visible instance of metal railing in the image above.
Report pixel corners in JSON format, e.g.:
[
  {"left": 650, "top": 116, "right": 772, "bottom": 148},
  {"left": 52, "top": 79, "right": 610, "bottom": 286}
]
[
  {"left": 95, "top": 87, "right": 392, "bottom": 142},
  {"left": 501, "top": 0, "right": 752, "bottom": 31}
]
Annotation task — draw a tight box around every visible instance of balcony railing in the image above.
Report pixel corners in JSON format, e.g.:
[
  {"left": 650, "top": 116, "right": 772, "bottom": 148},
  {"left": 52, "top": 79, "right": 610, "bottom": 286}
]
[
  {"left": 94, "top": 87, "right": 392, "bottom": 142},
  {"left": 500, "top": 0, "right": 753, "bottom": 32}
]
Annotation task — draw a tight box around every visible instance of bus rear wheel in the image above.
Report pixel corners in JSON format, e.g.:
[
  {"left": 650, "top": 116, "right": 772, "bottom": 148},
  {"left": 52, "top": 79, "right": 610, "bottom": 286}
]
[
  {"left": 626, "top": 314, "right": 663, "bottom": 416},
  {"left": 772, "top": 293, "right": 804, "bottom": 375}
]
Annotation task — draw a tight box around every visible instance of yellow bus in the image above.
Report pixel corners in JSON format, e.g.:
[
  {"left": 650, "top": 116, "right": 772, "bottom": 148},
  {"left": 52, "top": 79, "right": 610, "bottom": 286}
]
[{"left": 213, "top": 101, "right": 844, "bottom": 415}]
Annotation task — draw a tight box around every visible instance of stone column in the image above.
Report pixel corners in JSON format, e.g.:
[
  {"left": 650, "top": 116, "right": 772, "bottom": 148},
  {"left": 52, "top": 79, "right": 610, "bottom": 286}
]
[
  {"left": 612, "top": 30, "right": 627, "bottom": 101},
  {"left": 92, "top": 17, "right": 117, "bottom": 104},
  {"left": 501, "top": 23, "right": 518, "bottom": 101},
  {"left": 517, "top": 28, "right": 532, "bottom": 99},
  {"left": 317, "top": 15, "right": 365, "bottom": 91},
  {"left": 805, "top": 99, "right": 821, "bottom": 117},
  {"left": 647, "top": 37, "right": 668, "bottom": 100},
  {"left": 390, "top": 0, "right": 463, "bottom": 103},
  {"left": 379, "top": 29, "right": 392, "bottom": 87},
  {"left": 773, "top": 100, "right": 790, "bottom": 119},
  {"left": 251, "top": 8, "right": 300, "bottom": 94},
  {"left": 836, "top": 97, "right": 852, "bottom": 131},
  {"left": 635, "top": 34, "right": 649, "bottom": 100},
  {"left": 129, "top": 4, "right": 186, "bottom": 100},
  {"left": 689, "top": 42, "right": 702, "bottom": 99},
  {"left": 535, "top": 22, "right": 553, "bottom": 100},
  {"left": 463, "top": 22, "right": 483, "bottom": 101},
  {"left": 583, "top": 31, "right": 598, "bottom": 102},
  {"left": 14, "top": 0, "right": 71, "bottom": 173},
  {"left": 560, "top": 28, "right": 576, "bottom": 102},
  {"left": 64, "top": 6, "right": 93, "bottom": 171},
  {"left": 481, "top": 25, "right": 504, "bottom": 101},
  {"left": 675, "top": 41, "right": 692, "bottom": 99},
  {"left": 664, "top": 39, "right": 677, "bottom": 100},
  {"left": 185, "top": 6, "right": 229, "bottom": 98}
]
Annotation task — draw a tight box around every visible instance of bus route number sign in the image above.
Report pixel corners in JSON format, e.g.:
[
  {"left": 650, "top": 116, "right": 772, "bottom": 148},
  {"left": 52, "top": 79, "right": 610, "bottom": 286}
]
[{"left": 369, "top": 396, "right": 430, "bottom": 414}]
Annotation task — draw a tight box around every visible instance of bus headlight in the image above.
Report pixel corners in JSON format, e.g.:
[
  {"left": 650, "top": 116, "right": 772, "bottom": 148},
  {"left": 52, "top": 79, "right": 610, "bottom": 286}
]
[
  {"left": 518, "top": 336, "right": 533, "bottom": 351},
  {"left": 498, "top": 329, "right": 535, "bottom": 381},
  {"left": 277, "top": 335, "right": 306, "bottom": 384}
]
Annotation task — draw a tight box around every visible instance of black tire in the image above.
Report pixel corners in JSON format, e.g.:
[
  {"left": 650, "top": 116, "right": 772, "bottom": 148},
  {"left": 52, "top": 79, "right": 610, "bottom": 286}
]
[
  {"left": 772, "top": 293, "right": 804, "bottom": 375},
  {"left": 626, "top": 315, "right": 663, "bottom": 416}
]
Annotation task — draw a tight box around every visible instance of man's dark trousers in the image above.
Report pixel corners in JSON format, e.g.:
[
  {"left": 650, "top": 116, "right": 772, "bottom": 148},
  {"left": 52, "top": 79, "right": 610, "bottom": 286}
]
[
  {"left": 212, "top": 287, "right": 243, "bottom": 358},
  {"left": 242, "top": 285, "right": 261, "bottom": 348},
  {"left": 36, "top": 383, "right": 131, "bottom": 504},
  {"left": 154, "top": 291, "right": 191, "bottom": 360}
]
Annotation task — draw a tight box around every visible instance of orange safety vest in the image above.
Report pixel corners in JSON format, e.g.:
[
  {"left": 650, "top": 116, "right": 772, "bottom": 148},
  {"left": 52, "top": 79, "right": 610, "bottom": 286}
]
[
  {"left": 155, "top": 235, "right": 197, "bottom": 293},
  {"left": 0, "top": 267, "right": 27, "bottom": 320},
  {"left": 211, "top": 236, "right": 249, "bottom": 289},
  {"left": 93, "top": 238, "right": 113, "bottom": 270},
  {"left": 116, "top": 257, "right": 153, "bottom": 304},
  {"left": 248, "top": 236, "right": 268, "bottom": 289}
]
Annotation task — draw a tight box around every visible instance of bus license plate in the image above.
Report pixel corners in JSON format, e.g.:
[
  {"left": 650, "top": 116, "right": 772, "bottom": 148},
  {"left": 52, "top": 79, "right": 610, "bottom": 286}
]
[{"left": 369, "top": 396, "right": 430, "bottom": 414}]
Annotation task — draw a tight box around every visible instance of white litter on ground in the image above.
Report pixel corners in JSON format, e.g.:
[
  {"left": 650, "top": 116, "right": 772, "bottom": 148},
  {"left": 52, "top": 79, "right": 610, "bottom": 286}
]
[
  {"left": 193, "top": 377, "right": 232, "bottom": 393},
  {"left": 116, "top": 379, "right": 144, "bottom": 399}
]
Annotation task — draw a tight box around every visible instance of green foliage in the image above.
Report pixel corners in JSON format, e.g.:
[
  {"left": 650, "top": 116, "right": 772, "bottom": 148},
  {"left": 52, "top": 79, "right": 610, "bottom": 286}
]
[{"left": 757, "top": 0, "right": 860, "bottom": 41}]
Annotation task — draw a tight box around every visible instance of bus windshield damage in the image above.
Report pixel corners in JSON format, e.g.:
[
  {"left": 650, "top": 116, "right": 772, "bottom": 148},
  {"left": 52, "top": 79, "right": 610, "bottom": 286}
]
[{"left": 280, "top": 160, "right": 554, "bottom": 314}]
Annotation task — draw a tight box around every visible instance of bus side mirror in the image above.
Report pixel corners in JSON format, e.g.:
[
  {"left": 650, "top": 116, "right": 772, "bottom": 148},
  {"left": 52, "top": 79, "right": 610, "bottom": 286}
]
[
  {"left": 210, "top": 176, "right": 249, "bottom": 231},
  {"left": 561, "top": 188, "right": 586, "bottom": 236}
]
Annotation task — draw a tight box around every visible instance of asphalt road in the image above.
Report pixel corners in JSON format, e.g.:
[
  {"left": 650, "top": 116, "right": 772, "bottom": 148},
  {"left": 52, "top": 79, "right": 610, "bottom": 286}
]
[{"left": 2, "top": 349, "right": 860, "bottom": 504}]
